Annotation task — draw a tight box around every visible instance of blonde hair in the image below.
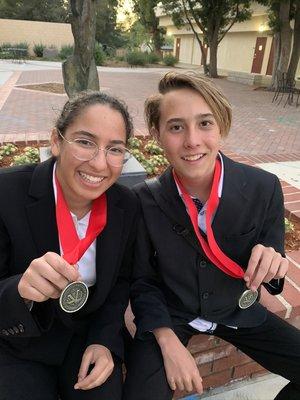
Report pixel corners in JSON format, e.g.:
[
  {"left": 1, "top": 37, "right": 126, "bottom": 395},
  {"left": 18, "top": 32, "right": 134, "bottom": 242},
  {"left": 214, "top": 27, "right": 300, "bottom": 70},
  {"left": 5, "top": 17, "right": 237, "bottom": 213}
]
[{"left": 145, "top": 71, "right": 232, "bottom": 137}]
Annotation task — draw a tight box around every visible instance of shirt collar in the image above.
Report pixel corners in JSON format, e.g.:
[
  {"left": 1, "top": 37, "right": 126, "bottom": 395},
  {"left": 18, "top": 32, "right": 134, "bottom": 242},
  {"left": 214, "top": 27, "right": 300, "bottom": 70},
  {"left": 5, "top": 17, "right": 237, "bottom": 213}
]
[{"left": 175, "top": 152, "right": 224, "bottom": 201}]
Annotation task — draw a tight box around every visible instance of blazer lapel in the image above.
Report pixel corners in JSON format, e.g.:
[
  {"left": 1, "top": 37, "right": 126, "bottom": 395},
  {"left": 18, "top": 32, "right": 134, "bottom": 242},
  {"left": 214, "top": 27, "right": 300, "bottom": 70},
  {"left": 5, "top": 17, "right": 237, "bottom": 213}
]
[
  {"left": 25, "top": 158, "right": 59, "bottom": 256},
  {"left": 213, "top": 154, "right": 249, "bottom": 238}
]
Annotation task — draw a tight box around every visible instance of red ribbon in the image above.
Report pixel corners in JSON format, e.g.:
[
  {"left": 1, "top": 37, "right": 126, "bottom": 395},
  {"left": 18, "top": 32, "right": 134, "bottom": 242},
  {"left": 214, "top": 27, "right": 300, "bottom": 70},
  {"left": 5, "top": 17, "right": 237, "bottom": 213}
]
[
  {"left": 173, "top": 159, "right": 244, "bottom": 279},
  {"left": 55, "top": 174, "right": 107, "bottom": 265}
]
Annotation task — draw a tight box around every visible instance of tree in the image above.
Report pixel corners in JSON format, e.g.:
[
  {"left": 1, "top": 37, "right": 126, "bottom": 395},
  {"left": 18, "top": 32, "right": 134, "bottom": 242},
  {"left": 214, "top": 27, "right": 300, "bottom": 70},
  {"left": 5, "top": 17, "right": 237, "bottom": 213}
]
[
  {"left": 161, "top": 0, "right": 252, "bottom": 77},
  {"left": 287, "top": 0, "right": 300, "bottom": 84},
  {"left": 95, "top": 0, "right": 126, "bottom": 49},
  {"left": 62, "top": 0, "right": 99, "bottom": 97},
  {"left": 258, "top": 0, "right": 298, "bottom": 88},
  {"left": 132, "top": 0, "right": 165, "bottom": 52},
  {"left": 0, "top": 0, "right": 69, "bottom": 22}
]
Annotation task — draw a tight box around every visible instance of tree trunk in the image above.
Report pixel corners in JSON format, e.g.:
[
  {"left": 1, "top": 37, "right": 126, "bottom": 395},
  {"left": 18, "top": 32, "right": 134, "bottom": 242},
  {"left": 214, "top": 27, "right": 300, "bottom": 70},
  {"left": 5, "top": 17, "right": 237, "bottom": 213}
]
[
  {"left": 208, "top": 35, "right": 219, "bottom": 78},
  {"left": 62, "top": 0, "right": 99, "bottom": 98},
  {"left": 287, "top": 1, "right": 300, "bottom": 84},
  {"left": 271, "top": 32, "right": 281, "bottom": 89},
  {"left": 277, "top": 0, "right": 293, "bottom": 74}
]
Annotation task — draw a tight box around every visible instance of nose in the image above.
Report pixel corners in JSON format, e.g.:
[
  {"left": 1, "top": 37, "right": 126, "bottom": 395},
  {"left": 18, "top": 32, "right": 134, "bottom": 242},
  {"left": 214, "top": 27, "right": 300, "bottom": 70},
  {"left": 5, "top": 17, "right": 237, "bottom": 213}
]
[
  {"left": 184, "top": 125, "right": 201, "bottom": 148},
  {"left": 88, "top": 148, "right": 108, "bottom": 169}
]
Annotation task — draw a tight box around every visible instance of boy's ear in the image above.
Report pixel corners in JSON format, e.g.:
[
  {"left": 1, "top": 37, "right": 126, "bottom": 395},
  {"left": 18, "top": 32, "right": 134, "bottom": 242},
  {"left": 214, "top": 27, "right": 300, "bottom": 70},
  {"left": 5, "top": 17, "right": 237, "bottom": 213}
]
[{"left": 50, "top": 128, "right": 60, "bottom": 157}]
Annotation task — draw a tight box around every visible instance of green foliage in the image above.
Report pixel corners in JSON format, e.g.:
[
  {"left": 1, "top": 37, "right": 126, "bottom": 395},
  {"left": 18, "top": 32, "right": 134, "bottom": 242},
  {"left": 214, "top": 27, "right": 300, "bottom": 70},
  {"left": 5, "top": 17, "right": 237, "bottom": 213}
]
[
  {"left": 145, "top": 52, "right": 161, "bottom": 64},
  {"left": 132, "top": 0, "right": 166, "bottom": 51},
  {"left": 0, "top": 143, "right": 17, "bottom": 156},
  {"left": 33, "top": 43, "right": 45, "bottom": 57},
  {"left": 285, "top": 217, "right": 295, "bottom": 233},
  {"left": 128, "top": 137, "right": 142, "bottom": 149},
  {"left": 11, "top": 146, "right": 40, "bottom": 166},
  {"left": 94, "top": 42, "right": 106, "bottom": 66},
  {"left": 126, "top": 51, "right": 147, "bottom": 66},
  {"left": 0, "top": 0, "right": 69, "bottom": 22},
  {"left": 59, "top": 45, "right": 74, "bottom": 60},
  {"left": 145, "top": 140, "right": 164, "bottom": 155},
  {"left": 96, "top": 0, "right": 126, "bottom": 49},
  {"left": 163, "top": 54, "right": 177, "bottom": 66},
  {"left": 130, "top": 148, "right": 147, "bottom": 163},
  {"left": 148, "top": 154, "right": 169, "bottom": 167}
]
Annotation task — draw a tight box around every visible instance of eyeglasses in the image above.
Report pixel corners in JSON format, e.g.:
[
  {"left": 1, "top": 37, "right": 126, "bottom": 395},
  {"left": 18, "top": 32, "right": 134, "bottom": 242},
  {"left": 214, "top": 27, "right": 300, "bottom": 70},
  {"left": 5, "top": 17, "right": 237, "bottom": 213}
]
[{"left": 57, "top": 129, "right": 131, "bottom": 167}]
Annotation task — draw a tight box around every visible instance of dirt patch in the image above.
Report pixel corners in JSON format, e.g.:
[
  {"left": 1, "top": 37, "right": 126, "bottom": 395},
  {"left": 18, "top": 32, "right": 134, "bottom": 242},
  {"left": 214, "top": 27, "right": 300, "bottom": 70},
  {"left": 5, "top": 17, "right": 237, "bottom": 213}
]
[{"left": 17, "top": 83, "right": 65, "bottom": 94}]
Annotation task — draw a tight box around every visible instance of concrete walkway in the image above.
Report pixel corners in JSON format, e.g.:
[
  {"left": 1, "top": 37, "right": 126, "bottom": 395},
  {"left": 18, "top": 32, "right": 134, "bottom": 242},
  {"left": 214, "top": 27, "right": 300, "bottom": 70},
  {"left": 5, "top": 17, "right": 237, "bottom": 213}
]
[{"left": 181, "top": 374, "right": 288, "bottom": 400}]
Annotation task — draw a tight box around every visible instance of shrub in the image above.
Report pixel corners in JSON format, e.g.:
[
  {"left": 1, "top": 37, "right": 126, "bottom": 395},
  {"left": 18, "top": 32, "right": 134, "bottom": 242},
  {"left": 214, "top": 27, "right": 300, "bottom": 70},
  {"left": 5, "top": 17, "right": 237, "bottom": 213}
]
[
  {"left": 33, "top": 43, "right": 45, "bottom": 58},
  {"left": 163, "top": 55, "right": 177, "bottom": 66},
  {"left": 0, "top": 143, "right": 17, "bottom": 156},
  {"left": 126, "top": 51, "right": 147, "bottom": 66},
  {"left": 59, "top": 45, "right": 74, "bottom": 60},
  {"left": 146, "top": 52, "right": 161, "bottom": 64},
  {"left": 94, "top": 42, "right": 106, "bottom": 66},
  {"left": 285, "top": 218, "right": 295, "bottom": 233},
  {"left": 24, "top": 146, "right": 40, "bottom": 163},
  {"left": 128, "top": 137, "right": 142, "bottom": 149},
  {"left": 144, "top": 140, "right": 164, "bottom": 155}
]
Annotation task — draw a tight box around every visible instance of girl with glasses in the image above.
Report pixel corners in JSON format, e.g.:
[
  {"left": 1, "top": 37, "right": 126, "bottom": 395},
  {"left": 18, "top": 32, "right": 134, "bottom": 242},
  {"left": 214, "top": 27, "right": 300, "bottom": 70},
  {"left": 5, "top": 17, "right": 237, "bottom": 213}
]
[{"left": 0, "top": 91, "right": 138, "bottom": 400}]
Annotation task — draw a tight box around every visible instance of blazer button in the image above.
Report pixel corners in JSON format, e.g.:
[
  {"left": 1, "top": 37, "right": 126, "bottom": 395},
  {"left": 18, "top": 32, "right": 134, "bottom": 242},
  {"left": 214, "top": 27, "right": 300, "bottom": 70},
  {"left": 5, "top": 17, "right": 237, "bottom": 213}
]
[
  {"left": 18, "top": 324, "right": 25, "bottom": 333},
  {"left": 199, "top": 260, "right": 207, "bottom": 268},
  {"left": 13, "top": 326, "right": 19, "bottom": 334},
  {"left": 1, "top": 329, "right": 9, "bottom": 336},
  {"left": 202, "top": 292, "right": 209, "bottom": 300}
]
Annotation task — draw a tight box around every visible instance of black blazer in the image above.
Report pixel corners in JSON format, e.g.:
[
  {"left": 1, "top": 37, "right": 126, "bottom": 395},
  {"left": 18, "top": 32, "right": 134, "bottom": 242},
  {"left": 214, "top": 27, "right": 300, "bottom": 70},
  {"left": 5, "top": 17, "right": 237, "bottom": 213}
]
[
  {"left": 131, "top": 154, "right": 285, "bottom": 339},
  {"left": 0, "top": 158, "right": 139, "bottom": 364}
]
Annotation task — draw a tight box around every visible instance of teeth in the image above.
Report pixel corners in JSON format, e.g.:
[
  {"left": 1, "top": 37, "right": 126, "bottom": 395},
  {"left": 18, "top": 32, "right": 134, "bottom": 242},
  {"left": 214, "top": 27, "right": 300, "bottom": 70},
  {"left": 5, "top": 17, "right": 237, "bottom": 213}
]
[
  {"left": 183, "top": 154, "right": 204, "bottom": 161},
  {"left": 79, "top": 172, "right": 105, "bottom": 184}
]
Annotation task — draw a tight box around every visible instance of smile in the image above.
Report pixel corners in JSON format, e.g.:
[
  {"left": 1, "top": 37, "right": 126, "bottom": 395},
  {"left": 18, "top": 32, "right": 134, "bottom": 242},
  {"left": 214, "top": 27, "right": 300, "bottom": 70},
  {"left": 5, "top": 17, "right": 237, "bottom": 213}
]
[
  {"left": 182, "top": 154, "right": 205, "bottom": 161},
  {"left": 79, "top": 172, "right": 105, "bottom": 184}
]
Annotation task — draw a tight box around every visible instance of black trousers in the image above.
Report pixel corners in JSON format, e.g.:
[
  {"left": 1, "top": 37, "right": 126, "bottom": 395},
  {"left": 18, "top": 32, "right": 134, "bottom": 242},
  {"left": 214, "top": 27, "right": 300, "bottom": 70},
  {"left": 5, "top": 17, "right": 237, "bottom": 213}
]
[
  {"left": 0, "top": 333, "right": 123, "bottom": 400},
  {"left": 123, "top": 311, "right": 300, "bottom": 400}
]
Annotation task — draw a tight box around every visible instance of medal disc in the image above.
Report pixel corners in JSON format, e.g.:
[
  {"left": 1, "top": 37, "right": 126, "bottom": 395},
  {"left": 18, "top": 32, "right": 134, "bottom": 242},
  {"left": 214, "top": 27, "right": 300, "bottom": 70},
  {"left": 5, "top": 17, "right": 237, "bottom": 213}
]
[
  {"left": 59, "top": 281, "right": 89, "bottom": 313},
  {"left": 238, "top": 289, "right": 258, "bottom": 309}
]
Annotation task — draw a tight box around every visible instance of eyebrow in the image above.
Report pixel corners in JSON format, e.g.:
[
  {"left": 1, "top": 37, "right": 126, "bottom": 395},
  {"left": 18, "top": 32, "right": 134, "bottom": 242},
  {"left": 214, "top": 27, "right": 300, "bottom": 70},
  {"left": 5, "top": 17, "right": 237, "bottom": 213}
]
[
  {"left": 72, "top": 131, "right": 126, "bottom": 145},
  {"left": 166, "top": 113, "right": 214, "bottom": 123}
]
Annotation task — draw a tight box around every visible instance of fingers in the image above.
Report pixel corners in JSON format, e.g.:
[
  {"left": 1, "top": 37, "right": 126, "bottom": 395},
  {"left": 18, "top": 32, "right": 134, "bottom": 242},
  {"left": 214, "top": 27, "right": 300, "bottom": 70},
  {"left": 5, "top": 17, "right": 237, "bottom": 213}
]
[
  {"left": 43, "top": 252, "right": 79, "bottom": 282},
  {"left": 18, "top": 252, "right": 80, "bottom": 302},
  {"left": 75, "top": 362, "right": 114, "bottom": 390},
  {"left": 167, "top": 372, "right": 202, "bottom": 393},
  {"left": 75, "top": 345, "right": 114, "bottom": 391},
  {"left": 244, "top": 244, "right": 288, "bottom": 291}
]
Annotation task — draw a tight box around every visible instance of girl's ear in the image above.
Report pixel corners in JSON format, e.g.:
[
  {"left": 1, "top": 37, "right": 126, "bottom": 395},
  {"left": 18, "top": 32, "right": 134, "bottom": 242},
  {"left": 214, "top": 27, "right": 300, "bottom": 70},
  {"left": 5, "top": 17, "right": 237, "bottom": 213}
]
[{"left": 50, "top": 128, "right": 60, "bottom": 157}]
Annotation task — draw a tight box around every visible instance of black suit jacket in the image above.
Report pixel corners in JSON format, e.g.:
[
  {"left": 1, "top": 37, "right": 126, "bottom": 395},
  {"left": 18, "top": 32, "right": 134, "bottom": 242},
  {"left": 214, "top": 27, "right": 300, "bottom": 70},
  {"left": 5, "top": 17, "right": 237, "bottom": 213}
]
[
  {"left": 131, "top": 154, "right": 285, "bottom": 339},
  {"left": 0, "top": 158, "right": 139, "bottom": 364}
]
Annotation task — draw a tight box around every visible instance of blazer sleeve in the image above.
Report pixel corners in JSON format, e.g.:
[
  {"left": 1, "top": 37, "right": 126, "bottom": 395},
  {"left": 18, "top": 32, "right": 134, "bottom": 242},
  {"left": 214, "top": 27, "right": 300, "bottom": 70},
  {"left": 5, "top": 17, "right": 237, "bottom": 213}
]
[
  {"left": 258, "top": 175, "right": 285, "bottom": 295},
  {"left": 0, "top": 216, "right": 54, "bottom": 339},
  {"left": 130, "top": 215, "right": 173, "bottom": 340},
  {"left": 86, "top": 201, "right": 139, "bottom": 360}
]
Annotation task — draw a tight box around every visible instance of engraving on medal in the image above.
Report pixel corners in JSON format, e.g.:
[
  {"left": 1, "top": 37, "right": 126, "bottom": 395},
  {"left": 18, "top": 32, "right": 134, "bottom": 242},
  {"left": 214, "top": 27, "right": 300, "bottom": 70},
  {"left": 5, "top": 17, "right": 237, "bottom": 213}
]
[
  {"left": 59, "top": 281, "right": 89, "bottom": 313},
  {"left": 238, "top": 289, "right": 258, "bottom": 309}
]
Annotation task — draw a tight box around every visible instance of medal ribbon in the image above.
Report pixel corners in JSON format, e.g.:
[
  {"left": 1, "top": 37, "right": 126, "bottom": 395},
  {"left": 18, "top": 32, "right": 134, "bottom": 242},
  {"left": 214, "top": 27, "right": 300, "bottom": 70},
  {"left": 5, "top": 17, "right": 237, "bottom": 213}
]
[
  {"left": 55, "top": 174, "right": 107, "bottom": 265},
  {"left": 173, "top": 159, "right": 244, "bottom": 278}
]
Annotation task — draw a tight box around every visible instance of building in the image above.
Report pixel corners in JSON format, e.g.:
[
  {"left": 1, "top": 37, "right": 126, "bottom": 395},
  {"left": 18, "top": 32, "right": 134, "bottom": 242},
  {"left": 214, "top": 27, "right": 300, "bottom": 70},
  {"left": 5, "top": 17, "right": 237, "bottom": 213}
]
[{"left": 157, "top": 1, "right": 300, "bottom": 85}]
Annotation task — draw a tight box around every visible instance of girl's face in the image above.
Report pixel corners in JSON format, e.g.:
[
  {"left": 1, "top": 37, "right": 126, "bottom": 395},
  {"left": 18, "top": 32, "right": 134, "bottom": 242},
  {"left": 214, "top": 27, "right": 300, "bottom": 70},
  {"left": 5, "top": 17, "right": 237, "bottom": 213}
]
[
  {"left": 51, "top": 103, "right": 127, "bottom": 213},
  {"left": 154, "top": 88, "right": 222, "bottom": 188}
]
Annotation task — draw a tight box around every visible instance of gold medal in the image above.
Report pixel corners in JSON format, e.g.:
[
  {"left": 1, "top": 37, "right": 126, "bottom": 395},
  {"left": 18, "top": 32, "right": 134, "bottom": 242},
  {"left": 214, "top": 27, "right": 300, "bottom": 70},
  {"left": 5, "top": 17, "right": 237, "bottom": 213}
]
[
  {"left": 59, "top": 281, "right": 89, "bottom": 313},
  {"left": 238, "top": 289, "right": 258, "bottom": 309}
]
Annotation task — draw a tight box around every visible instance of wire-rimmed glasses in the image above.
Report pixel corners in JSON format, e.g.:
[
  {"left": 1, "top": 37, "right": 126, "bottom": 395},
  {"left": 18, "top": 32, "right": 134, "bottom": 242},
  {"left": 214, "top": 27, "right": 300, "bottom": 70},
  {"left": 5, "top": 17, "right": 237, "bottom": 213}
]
[{"left": 57, "top": 129, "right": 131, "bottom": 167}]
